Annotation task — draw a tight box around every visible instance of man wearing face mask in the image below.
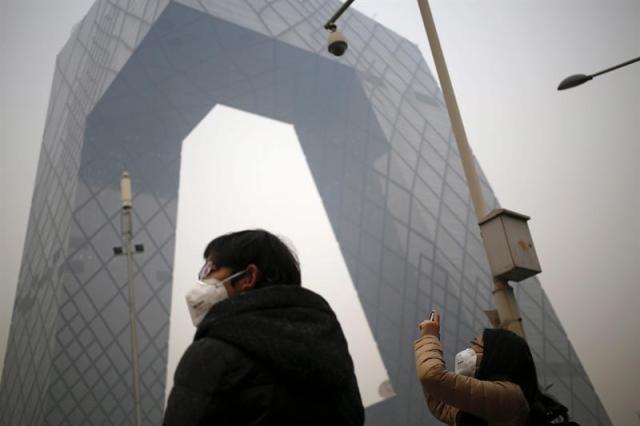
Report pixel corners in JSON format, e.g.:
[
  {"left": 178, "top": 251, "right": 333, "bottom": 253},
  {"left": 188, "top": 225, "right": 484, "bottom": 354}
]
[
  {"left": 414, "top": 312, "right": 577, "bottom": 425},
  {"left": 163, "top": 229, "right": 364, "bottom": 426}
]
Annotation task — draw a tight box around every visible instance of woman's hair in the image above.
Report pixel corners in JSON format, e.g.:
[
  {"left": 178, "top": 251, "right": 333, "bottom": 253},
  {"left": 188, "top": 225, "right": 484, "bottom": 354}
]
[
  {"left": 477, "top": 328, "right": 539, "bottom": 402},
  {"left": 456, "top": 328, "right": 575, "bottom": 426},
  {"left": 203, "top": 229, "right": 301, "bottom": 288}
]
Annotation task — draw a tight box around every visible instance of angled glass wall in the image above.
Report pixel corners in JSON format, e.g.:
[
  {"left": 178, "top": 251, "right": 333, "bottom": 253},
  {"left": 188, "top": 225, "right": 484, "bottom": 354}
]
[{"left": 0, "top": 1, "right": 611, "bottom": 425}]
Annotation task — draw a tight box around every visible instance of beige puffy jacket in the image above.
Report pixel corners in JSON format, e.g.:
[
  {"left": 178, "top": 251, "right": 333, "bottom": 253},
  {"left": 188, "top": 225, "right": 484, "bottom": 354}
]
[{"left": 415, "top": 335, "right": 530, "bottom": 425}]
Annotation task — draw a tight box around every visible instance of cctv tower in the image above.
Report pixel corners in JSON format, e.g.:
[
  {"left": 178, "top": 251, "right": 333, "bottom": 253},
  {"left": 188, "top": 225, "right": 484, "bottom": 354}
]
[{"left": 0, "top": 1, "right": 611, "bottom": 425}]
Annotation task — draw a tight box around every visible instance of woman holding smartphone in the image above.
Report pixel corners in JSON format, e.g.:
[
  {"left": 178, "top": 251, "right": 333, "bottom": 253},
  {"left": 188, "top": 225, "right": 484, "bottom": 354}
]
[{"left": 415, "top": 311, "right": 576, "bottom": 425}]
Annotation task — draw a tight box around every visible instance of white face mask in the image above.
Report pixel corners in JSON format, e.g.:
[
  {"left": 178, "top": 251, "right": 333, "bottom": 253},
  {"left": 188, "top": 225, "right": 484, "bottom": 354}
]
[
  {"left": 454, "top": 348, "right": 477, "bottom": 376},
  {"left": 185, "top": 270, "right": 246, "bottom": 327}
]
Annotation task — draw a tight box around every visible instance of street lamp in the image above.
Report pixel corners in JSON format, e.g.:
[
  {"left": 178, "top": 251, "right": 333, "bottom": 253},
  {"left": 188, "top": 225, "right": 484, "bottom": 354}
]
[
  {"left": 320, "top": 0, "right": 535, "bottom": 338},
  {"left": 416, "top": 0, "right": 539, "bottom": 338},
  {"left": 112, "top": 171, "right": 144, "bottom": 426},
  {"left": 558, "top": 55, "right": 640, "bottom": 90}
]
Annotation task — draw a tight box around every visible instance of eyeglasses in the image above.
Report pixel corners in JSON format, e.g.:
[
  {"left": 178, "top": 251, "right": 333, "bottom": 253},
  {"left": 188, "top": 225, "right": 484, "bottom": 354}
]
[{"left": 198, "top": 260, "right": 217, "bottom": 280}]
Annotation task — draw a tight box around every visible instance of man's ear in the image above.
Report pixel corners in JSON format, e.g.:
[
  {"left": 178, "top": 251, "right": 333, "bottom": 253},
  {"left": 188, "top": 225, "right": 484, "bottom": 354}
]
[{"left": 238, "top": 264, "right": 258, "bottom": 292}]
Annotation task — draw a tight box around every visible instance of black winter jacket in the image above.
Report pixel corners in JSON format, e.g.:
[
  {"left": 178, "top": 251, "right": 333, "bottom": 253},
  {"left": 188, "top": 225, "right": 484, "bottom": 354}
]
[{"left": 163, "top": 285, "right": 364, "bottom": 426}]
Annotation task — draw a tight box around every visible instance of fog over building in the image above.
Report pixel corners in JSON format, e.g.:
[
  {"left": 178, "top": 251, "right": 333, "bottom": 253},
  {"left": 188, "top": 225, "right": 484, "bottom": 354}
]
[{"left": 0, "top": 1, "right": 611, "bottom": 425}]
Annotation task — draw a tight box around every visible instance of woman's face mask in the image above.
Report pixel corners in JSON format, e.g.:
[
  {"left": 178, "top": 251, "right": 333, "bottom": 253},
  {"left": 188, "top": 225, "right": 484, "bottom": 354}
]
[
  {"left": 454, "top": 348, "right": 478, "bottom": 376},
  {"left": 185, "top": 270, "right": 246, "bottom": 327}
]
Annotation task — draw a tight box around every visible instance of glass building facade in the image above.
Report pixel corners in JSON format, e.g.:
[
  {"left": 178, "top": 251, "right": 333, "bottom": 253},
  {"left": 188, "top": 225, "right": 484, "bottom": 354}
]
[{"left": 0, "top": 0, "right": 611, "bottom": 425}]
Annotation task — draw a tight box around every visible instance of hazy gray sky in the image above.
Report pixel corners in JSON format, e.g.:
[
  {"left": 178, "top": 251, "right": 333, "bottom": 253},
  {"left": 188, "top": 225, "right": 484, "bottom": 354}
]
[{"left": 1, "top": 1, "right": 638, "bottom": 424}]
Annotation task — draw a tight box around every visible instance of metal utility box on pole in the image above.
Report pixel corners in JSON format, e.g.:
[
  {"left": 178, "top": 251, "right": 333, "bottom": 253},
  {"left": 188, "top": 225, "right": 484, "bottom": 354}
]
[
  {"left": 479, "top": 209, "right": 541, "bottom": 282},
  {"left": 417, "top": 0, "right": 540, "bottom": 338}
]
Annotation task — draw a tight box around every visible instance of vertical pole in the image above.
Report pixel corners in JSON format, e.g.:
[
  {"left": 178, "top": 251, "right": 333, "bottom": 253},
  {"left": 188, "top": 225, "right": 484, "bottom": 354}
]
[
  {"left": 416, "top": 0, "right": 525, "bottom": 338},
  {"left": 121, "top": 172, "right": 142, "bottom": 426}
]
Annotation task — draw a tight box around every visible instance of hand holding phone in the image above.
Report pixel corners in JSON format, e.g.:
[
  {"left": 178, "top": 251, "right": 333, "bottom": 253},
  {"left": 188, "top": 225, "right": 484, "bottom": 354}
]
[{"left": 419, "top": 310, "right": 440, "bottom": 338}]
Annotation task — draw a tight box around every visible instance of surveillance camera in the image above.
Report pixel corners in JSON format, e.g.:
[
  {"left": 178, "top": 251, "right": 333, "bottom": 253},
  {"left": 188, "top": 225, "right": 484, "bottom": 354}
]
[{"left": 327, "top": 29, "right": 348, "bottom": 56}]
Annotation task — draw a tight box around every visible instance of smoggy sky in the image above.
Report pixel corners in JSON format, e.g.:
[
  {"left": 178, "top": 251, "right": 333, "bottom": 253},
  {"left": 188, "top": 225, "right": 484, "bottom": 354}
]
[{"left": 1, "top": 1, "right": 638, "bottom": 424}]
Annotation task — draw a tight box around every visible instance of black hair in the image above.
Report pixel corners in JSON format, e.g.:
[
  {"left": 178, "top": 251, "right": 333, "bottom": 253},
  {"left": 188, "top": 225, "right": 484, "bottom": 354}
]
[
  {"left": 203, "top": 229, "right": 301, "bottom": 288},
  {"left": 456, "top": 329, "right": 577, "bottom": 426}
]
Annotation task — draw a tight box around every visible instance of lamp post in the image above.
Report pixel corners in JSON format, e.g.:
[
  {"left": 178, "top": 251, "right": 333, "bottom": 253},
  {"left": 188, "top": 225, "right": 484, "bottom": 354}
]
[
  {"left": 558, "top": 55, "right": 640, "bottom": 90},
  {"left": 416, "top": 0, "right": 536, "bottom": 338},
  {"left": 112, "top": 171, "right": 144, "bottom": 426},
  {"left": 321, "top": 1, "right": 536, "bottom": 338}
]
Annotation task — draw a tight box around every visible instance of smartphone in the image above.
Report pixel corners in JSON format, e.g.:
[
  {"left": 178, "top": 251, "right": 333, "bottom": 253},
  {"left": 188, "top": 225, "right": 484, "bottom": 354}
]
[{"left": 429, "top": 311, "right": 436, "bottom": 321}]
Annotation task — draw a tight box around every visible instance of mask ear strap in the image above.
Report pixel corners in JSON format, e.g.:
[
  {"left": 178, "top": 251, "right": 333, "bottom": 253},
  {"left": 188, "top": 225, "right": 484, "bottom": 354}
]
[{"left": 224, "top": 269, "right": 248, "bottom": 284}]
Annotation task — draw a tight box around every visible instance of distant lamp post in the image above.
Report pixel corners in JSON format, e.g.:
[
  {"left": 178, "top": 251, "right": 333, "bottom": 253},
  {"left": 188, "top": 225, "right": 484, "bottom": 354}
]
[
  {"left": 112, "top": 171, "right": 144, "bottom": 426},
  {"left": 558, "top": 55, "right": 640, "bottom": 90}
]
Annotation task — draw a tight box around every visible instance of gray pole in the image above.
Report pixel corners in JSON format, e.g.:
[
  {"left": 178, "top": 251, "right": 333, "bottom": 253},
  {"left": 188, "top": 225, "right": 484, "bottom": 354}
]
[
  {"left": 416, "top": 0, "right": 525, "bottom": 338},
  {"left": 121, "top": 172, "right": 142, "bottom": 426}
]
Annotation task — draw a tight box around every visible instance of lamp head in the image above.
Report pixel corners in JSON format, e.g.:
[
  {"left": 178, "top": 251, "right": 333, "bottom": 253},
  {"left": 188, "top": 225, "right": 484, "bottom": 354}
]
[
  {"left": 120, "top": 171, "right": 132, "bottom": 209},
  {"left": 557, "top": 74, "right": 593, "bottom": 90}
]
